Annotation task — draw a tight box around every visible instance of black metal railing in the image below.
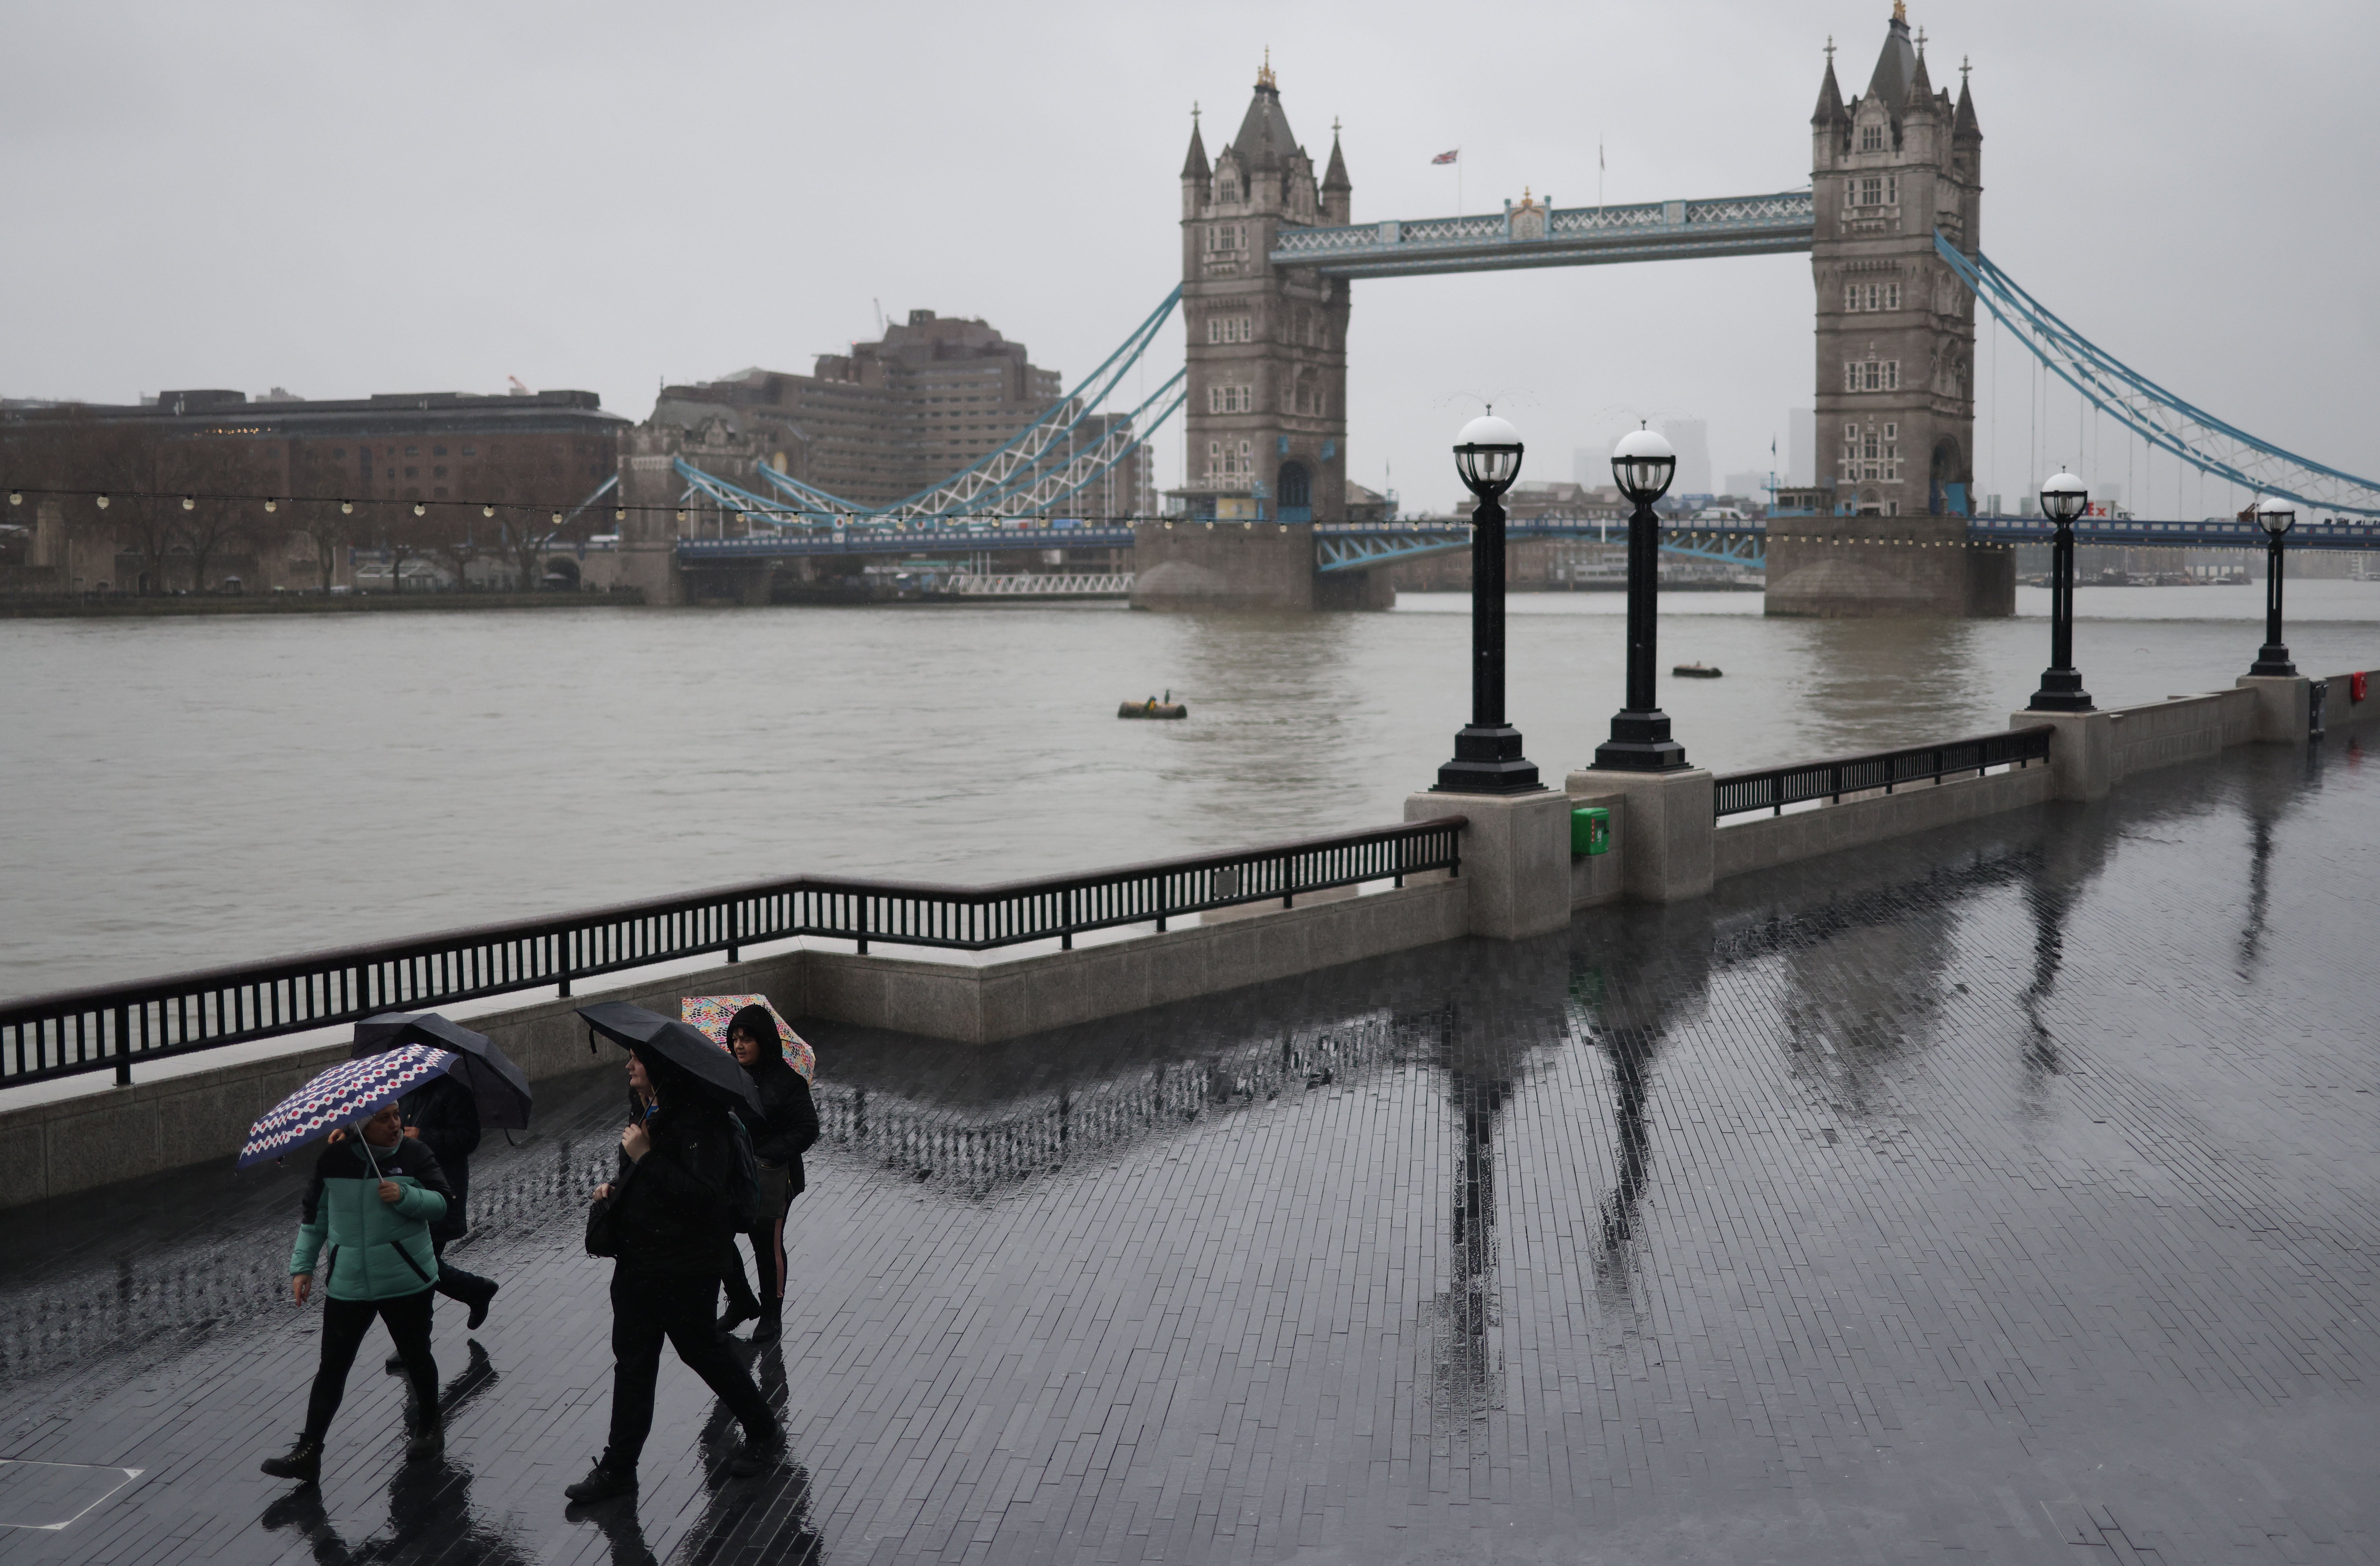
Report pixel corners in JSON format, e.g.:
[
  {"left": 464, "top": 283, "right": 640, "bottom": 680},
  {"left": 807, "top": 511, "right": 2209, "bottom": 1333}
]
[
  {"left": 0, "top": 817, "right": 1464, "bottom": 1088},
  {"left": 1712, "top": 727, "right": 2054, "bottom": 820}
]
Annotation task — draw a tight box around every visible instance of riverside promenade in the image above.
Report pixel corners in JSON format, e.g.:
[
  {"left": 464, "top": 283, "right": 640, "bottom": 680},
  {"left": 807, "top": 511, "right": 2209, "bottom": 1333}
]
[{"left": 2, "top": 736, "right": 2375, "bottom": 1563}]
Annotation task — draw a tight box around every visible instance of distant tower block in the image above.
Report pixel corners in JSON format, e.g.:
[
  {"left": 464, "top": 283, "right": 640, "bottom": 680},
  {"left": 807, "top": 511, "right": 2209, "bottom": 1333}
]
[
  {"left": 1767, "top": 7, "right": 2011, "bottom": 617},
  {"left": 1136, "top": 59, "right": 1382, "bottom": 611}
]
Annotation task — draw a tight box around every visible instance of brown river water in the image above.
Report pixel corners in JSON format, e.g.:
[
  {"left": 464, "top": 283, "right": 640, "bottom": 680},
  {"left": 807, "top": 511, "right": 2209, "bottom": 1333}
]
[{"left": 3, "top": 580, "right": 2376, "bottom": 998}]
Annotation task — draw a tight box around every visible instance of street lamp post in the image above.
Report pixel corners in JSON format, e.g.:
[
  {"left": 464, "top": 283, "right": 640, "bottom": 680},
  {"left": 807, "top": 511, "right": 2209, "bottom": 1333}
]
[
  {"left": 1592, "top": 427, "right": 1687, "bottom": 770},
  {"left": 2026, "top": 470, "right": 2094, "bottom": 713},
  {"left": 2248, "top": 495, "right": 2297, "bottom": 677},
  {"left": 1434, "top": 413, "right": 1542, "bottom": 794}
]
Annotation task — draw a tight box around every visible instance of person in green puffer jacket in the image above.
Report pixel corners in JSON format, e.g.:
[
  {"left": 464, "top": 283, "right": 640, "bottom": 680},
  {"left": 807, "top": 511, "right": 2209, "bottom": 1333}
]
[{"left": 259, "top": 1100, "right": 456, "bottom": 1486}]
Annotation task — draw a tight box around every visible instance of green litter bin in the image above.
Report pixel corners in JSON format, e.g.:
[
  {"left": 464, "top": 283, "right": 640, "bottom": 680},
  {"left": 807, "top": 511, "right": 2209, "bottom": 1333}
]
[{"left": 1571, "top": 806, "right": 1611, "bottom": 857}]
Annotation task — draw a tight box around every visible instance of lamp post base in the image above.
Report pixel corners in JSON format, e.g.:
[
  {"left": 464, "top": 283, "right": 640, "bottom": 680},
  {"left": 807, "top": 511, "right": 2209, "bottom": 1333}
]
[
  {"left": 2248, "top": 645, "right": 2296, "bottom": 678},
  {"left": 2026, "top": 669, "right": 2095, "bottom": 713},
  {"left": 1434, "top": 725, "right": 1543, "bottom": 795},
  {"left": 1591, "top": 708, "right": 1688, "bottom": 772}
]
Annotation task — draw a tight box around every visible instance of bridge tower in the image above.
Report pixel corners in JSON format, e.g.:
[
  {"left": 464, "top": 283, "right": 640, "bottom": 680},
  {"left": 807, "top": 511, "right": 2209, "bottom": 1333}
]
[
  {"left": 1767, "top": 5, "right": 2012, "bottom": 617},
  {"left": 1134, "top": 59, "right": 1384, "bottom": 610}
]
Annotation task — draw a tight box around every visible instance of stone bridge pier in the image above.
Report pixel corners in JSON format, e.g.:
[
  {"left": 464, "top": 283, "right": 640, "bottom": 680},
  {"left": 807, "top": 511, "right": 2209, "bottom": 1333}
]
[
  {"left": 1130, "top": 521, "right": 1392, "bottom": 611},
  {"left": 615, "top": 419, "right": 772, "bottom": 607}
]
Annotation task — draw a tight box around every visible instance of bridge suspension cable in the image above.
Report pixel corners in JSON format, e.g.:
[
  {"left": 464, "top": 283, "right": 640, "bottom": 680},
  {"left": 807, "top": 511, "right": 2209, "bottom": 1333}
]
[
  {"left": 1938, "top": 235, "right": 2380, "bottom": 518},
  {"left": 737, "top": 287, "right": 1185, "bottom": 524}
]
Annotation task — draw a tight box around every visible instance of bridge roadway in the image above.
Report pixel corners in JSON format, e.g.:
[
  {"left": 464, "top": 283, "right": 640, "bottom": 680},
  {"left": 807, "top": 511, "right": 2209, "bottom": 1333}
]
[{"left": 674, "top": 513, "right": 2380, "bottom": 574}]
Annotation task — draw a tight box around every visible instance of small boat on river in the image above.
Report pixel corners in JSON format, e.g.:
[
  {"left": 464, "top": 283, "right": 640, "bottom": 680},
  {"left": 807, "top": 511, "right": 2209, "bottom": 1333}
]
[
  {"left": 1119, "top": 690, "right": 1188, "bottom": 719},
  {"left": 1672, "top": 662, "right": 1723, "bottom": 679}
]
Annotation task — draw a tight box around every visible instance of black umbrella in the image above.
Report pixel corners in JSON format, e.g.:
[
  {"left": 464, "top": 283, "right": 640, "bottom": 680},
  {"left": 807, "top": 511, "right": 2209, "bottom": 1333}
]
[
  {"left": 352, "top": 1011, "right": 534, "bottom": 1130},
  {"left": 577, "top": 1001, "right": 762, "bottom": 1115}
]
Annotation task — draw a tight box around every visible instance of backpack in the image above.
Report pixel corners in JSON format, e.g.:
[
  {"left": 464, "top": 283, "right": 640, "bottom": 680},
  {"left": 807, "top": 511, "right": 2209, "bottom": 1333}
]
[{"left": 723, "top": 1113, "right": 768, "bottom": 1232}]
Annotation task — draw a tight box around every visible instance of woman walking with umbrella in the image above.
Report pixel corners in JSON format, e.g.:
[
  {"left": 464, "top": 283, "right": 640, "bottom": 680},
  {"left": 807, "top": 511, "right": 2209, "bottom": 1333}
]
[
  {"left": 712, "top": 1003, "right": 818, "bottom": 1344},
  {"left": 246, "top": 1046, "right": 463, "bottom": 1484},
  {"left": 352, "top": 1013, "right": 529, "bottom": 1349},
  {"left": 566, "top": 1004, "right": 783, "bottom": 1504}
]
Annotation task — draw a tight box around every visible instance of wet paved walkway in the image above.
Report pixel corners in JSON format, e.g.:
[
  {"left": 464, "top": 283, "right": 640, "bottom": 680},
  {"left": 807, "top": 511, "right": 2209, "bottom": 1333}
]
[{"left": 3, "top": 739, "right": 2376, "bottom": 1564}]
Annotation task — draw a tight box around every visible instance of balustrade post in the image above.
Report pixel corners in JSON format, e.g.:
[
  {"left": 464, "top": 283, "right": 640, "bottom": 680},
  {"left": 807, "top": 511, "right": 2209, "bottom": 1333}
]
[{"left": 113, "top": 1001, "right": 131, "bottom": 1088}]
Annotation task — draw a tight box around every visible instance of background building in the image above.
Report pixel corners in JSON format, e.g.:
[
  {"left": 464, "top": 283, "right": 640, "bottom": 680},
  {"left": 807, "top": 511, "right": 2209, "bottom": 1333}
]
[
  {"left": 2, "top": 387, "right": 624, "bottom": 594},
  {"left": 654, "top": 310, "right": 1150, "bottom": 521},
  {"left": 1659, "top": 417, "right": 1712, "bottom": 500}
]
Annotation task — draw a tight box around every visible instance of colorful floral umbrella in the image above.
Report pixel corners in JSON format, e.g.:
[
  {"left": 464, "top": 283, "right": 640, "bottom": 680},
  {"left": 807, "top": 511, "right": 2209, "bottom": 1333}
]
[
  {"left": 681, "top": 994, "right": 813, "bottom": 1082},
  {"left": 237, "top": 1043, "right": 458, "bottom": 1169}
]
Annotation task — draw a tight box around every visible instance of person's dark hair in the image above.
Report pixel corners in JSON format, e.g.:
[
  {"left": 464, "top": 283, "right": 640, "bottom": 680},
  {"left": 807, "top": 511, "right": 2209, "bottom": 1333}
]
[
  {"left": 630, "top": 1043, "right": 713, "bottom": 1116},
  {"left": 725, "top": 1004, "right": 789, "bottom": 1074}
]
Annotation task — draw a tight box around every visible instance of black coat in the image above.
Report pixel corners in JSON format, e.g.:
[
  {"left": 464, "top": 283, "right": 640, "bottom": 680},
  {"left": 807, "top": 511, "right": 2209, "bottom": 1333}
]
[
  {"left": 401, "top": 1074, "right": 482, "bottom": 1244},
  {"left": 738, "top": 1061, "right": 820, "bottom": 1198},
  {"left": 609, "top": 1102, "right": 743, "bottom": 1276}
]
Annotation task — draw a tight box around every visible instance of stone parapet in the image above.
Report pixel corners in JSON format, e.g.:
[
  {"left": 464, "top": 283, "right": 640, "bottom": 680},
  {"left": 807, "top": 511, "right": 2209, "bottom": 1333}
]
[
  {"left": 0, "top": 882, "right": 1468, "bottom": 1210},
  {"left": 1562, "top": 768, "right": 1714, "bottom": 904},
  {"left": 1713, "top": 762, "right": 2055, "bottom": 880},
  {"left": 1403, "top": 790, "right": 1570, "bottom": 939}
]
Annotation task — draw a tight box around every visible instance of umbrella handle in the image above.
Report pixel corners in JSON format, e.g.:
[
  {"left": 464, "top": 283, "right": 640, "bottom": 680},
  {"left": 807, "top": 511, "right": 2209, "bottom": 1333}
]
[{"left": 357, "top": 1121, "right": 382, "bottom": 1180}]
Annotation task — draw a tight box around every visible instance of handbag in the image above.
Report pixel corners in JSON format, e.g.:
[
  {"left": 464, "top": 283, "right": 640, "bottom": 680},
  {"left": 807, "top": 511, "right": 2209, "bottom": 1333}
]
[
  {"left": 584, "top": 1191, "right": 620, "bottom": 1258},
  {"left": 755, "top": 1161, "right": 794, "bottom": 1220}
]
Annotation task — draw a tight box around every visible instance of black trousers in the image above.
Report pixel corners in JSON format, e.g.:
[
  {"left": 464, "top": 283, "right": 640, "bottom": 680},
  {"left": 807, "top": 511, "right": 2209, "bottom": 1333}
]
[
  {"left": 718, "top": 1216, "right": 786, "bottom": 1317},
  {"left": 428, "top": 1157, "right": 493, "bottom": 1306},
  {"left": 306, "top": 1288, "right": 437, "bottom": 1442},
  {"left": 603, "top": 1269, "right": 773, "bottom": 1470},
  {"left": 430, "top": 1233, "right": 494, "bottom": 1305}
]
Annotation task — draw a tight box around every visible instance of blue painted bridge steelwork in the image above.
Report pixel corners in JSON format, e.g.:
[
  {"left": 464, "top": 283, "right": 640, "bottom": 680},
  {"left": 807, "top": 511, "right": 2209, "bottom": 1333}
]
[{"left": 675, "top": 512, "right": 2380, "bottom": 572}]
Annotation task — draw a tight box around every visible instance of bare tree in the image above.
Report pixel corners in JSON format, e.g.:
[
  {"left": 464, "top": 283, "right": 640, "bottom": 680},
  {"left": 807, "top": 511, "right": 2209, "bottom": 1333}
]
[
  {"left": 156, "top": 437, "right": 273, "bottom": 592},
  {"left": 376, "top": 500, "right": 432, "bottom": 593},
  {"left": 488, "top": 444, "right": 600, "bottom": 591},
  {"left": 285, "top": 445, "right": 360, "bottom": 592},
  {"left": 4, "top": 419, "right": 165, "bottom": 589},
  {"left": 420, "top": 502, "right": 494, "bottom": 591}
]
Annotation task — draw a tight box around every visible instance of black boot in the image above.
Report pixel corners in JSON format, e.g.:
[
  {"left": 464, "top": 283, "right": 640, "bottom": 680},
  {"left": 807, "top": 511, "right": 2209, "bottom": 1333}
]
[
  {"left": 406, "top": 1416, "right": 444, "bottom": 1462},
  {"left": 751, "top": 1295, "right": 782, "bottom": 1344},
  {"left": 727, "top": 1425, "right": 784, "bottom": 1477},
  {"left": 564, "top": 1456, "right": 638, "bottom": 1504},
  {"left": 260, "top": 1436, "right": 323, "bottom": 1483},
  {"left": 716, "top": 1294, "right": 759, "bottom": 1338},
  {"left": 464, "top": 1276, "right": 498, "bottom": 1332},
  {"left": 385, "top": 1351, "right": 407, "bottom": 1373}
]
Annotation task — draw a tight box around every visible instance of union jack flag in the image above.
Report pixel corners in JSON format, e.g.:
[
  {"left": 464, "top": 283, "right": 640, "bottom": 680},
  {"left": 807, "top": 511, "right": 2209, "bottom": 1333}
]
[{"left": 1431, "top": 149, "right": 1459, "bottom": 165}]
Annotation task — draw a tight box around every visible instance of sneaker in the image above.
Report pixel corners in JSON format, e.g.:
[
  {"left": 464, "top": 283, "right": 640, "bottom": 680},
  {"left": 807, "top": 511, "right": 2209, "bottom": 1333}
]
[
  {"left": 259, "top": 1437, "right": 322, "bottom": 1484},
  {"left": 384, "top": 1351, "right": 407, "bottom": 1373},
  {"left": 563, "top": 1459, "right": 637, "bottom": 1504},
  {"left": 406, "top": 1421, "right": 444, "bottom": 1462},
  {"left": 716, "top": 1302, "right": 759, "bottom": 1338},
  {"left": 727, "top": 1428, "right": 784, "bottom": 1477},
  {"left": 752, "top": 1306, "right": 782, "bottom": 1345},
  {"left": 465, "top": 1279, "right": 498, "bottom": 1332}
]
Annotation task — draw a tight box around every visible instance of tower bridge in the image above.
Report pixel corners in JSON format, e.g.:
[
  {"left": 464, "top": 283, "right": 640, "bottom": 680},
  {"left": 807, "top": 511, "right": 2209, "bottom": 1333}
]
[{"left": 621, "top": 6, "right": 2378, "bottom": 614}]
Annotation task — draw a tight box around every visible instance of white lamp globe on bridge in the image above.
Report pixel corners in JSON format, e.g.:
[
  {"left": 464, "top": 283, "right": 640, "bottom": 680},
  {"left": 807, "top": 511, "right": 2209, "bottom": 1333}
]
[
  {"left": 2255, "top": 495, "right": 2296, "bottom": 536},
  {"left": 1611, "top": 427, "right": 1677, "bottom": 507},
  {"left": 1452, "top": 413, "right": 1524, "bottom": 497},
  {"left": 2039, "top": 471, "right": 2089, "bottom": 525}
]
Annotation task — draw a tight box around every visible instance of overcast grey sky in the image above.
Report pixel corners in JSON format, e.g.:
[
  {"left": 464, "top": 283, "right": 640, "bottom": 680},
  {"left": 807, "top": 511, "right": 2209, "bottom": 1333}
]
[{"left": 4, "top": 0, "right": 2374, "bottom": 516}]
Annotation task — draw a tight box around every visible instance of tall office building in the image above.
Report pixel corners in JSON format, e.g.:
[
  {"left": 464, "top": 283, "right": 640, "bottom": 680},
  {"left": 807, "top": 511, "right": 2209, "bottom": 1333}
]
[
  {"left": 1789, "top": 408, "right": 1815, "bottom": 486},
  {"left": 655, "top": 311, "right": 1149, "bottom": 519},
  {"left": 1660, "top": 418, "right": 1712, "bottom": 497}
]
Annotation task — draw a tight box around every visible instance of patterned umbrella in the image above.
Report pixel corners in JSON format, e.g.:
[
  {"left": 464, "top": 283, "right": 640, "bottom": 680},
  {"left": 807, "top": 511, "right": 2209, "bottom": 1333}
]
[
  {"left": 681, "top": 994, "right": 814, "bottom": 1082},
  {"left": 237, "top": 1043, "right": 458, "bottom": 1169}
]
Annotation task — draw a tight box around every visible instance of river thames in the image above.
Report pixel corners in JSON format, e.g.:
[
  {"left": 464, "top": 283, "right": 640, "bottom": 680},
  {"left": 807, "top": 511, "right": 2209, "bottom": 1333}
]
[{"left": 3, "top": 582, "right": 2376, "bottom": 998}]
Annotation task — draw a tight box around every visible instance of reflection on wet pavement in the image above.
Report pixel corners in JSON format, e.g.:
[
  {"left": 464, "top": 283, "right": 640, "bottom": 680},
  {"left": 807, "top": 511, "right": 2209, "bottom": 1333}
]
[{"left": 1, "top": 739, "right": 2376, "bottom": 1561}]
